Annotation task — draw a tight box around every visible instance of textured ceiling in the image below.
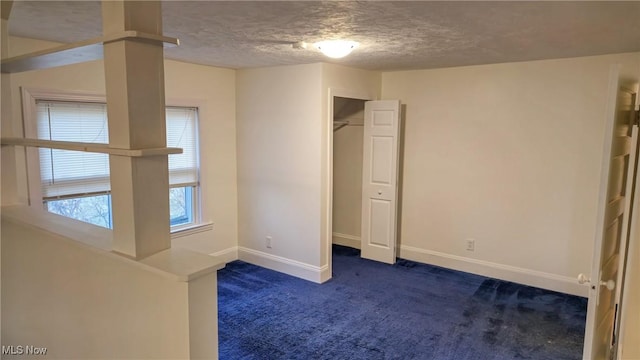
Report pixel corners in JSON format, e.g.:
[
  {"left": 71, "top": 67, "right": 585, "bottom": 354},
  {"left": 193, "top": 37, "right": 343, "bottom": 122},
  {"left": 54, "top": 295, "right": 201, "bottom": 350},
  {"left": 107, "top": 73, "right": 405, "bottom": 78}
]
[{"left": 7, "top": 1, "right": 640, "bottom": 71}]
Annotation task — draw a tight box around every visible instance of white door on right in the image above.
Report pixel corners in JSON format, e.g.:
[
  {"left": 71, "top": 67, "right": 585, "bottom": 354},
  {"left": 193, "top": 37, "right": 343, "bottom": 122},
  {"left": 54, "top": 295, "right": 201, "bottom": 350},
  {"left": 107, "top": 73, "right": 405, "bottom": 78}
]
[
  {"left": 583, "top": 66, "right": 638, "bottom": 360},
  {"left": 360, "top": 100, "right": 401, "bottom": 264}
]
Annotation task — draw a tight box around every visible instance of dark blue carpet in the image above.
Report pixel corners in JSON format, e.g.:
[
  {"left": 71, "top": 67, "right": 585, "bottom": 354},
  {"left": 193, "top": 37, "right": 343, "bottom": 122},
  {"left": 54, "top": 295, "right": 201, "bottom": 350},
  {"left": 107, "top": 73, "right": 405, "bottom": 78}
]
[{"left": 218, "top": 245, "right": 587, "bottom": 359}]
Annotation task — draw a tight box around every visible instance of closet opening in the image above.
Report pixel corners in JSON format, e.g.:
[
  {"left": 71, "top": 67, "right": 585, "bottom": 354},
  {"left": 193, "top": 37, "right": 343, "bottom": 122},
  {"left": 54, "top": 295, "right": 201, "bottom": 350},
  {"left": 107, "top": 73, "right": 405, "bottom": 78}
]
[{"left": 331, "top": 96, "right": 367, "bottom": 251}]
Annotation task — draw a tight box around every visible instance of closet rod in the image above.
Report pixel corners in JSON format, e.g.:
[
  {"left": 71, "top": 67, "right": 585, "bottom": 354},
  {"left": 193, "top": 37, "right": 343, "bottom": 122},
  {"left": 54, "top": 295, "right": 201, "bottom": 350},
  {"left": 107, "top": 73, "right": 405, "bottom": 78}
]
[{"left": 333, "top": 121, "right": 364, "bottom": 132}]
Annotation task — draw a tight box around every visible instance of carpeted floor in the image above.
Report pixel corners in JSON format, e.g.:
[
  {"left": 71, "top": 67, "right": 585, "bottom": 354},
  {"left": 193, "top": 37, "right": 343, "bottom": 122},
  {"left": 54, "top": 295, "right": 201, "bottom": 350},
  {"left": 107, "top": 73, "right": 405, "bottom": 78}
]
[{"left": 218, "top": 245, "right": 587, "bottom": 360}]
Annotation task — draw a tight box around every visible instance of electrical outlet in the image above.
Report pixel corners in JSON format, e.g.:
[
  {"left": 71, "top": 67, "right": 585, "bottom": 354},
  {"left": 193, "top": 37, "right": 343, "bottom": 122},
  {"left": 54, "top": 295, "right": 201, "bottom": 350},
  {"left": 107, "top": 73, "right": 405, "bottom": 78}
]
[
  {"left": 266, "top": 236, "right": 272, "bottom": 249},
  {"left": 466, "top": 239, "right": 475, "bottom": 251}
]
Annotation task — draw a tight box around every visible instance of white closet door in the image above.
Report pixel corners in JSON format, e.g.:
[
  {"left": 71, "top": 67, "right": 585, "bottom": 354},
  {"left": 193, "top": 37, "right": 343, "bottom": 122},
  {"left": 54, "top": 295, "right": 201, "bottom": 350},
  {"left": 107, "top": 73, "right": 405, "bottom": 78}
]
[{"left": 360, "top": 100, "right": 401, "bottom": 264}]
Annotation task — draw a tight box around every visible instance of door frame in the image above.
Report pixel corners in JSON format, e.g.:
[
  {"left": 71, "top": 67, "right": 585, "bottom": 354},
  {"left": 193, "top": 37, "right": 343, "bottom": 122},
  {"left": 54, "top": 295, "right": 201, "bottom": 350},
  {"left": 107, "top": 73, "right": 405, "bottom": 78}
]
[
  {"left": 583, "top": 64, "right": 640, "bottom": 359},
  {"left": 615, "top": 101, "right": 640, "bottom": 360},
  {"left": 616, "top": 121, "right": 640, "bottom": 360},
  {"left": 323, "top": 88, "right": 374, "bottom": 281}
]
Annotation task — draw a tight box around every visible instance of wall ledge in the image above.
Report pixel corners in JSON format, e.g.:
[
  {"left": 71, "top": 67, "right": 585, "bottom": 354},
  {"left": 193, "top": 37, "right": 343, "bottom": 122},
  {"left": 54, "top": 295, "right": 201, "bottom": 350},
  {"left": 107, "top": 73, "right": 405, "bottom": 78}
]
[
  {"left": 1, "top": 204, "right": 113, "bottom": 250},
  {"left": 209, "top": 246, "right": 238, "bottom": 264},
  {"left": 1, "top": 205, "right": 224, "bottom": 282}
]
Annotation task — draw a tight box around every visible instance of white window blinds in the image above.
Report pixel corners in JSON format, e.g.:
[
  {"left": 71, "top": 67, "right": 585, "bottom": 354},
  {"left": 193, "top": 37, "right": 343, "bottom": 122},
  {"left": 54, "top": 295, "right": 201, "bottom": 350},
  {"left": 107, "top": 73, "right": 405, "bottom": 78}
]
[
  {"left": 166, "top": 106, "right": 199, "bottom": 187},
  {"left": 36, "top": 100, "right": 199, "bottom": 199},
  {"left": 37, "top": 101, "right": 110, "bottom": 198}
]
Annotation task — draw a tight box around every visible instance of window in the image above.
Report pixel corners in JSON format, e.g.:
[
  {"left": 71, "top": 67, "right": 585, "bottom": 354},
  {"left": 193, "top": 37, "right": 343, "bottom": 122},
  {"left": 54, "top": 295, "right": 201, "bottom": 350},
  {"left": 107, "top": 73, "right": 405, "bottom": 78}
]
[{"left": 33, "top": 99, "right": 200, "bottom": 229}]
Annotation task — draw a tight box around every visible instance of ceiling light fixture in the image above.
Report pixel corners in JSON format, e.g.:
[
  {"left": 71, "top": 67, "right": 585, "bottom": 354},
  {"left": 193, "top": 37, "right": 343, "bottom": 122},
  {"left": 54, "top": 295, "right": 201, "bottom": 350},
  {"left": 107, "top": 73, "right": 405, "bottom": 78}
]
[{"left": 313, "top": 40, "right": 359, "bottom": 59}]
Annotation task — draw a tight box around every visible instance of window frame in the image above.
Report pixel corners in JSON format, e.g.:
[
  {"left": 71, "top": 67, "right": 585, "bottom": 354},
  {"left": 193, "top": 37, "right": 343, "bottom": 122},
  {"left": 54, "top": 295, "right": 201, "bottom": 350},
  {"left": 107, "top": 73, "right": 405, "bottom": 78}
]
[{"left": 21, "top": 87, "right": 204, "bottom": 232}]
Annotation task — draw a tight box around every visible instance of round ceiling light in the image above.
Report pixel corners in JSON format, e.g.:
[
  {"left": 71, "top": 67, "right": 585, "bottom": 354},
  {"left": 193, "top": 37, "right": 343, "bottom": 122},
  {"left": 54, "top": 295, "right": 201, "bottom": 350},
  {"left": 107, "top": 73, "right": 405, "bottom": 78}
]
[{"left": 313, "top": 40, "right": 359, "bottom": 59}]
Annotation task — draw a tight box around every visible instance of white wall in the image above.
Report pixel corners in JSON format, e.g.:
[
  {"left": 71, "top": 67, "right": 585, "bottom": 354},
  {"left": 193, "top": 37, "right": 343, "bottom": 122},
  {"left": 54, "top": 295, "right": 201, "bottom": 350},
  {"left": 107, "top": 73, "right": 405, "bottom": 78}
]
[
  {"left": 236, "top": 63, "right": 325, "bottom": 280},
  {"left": 236, "top": 63, "right": 380, "bottom": 282},
  {"left": 621, "top": 216, "right": 640, "bottom": 359},
  {"left": 382, "top": 52, "right": 640, "bottom": 296},
  {"left": 2, "top": 207, "right": 221, "bottom": 359},
  {"left": 621, "top": 193, "right": 640, "bottom": 359},
  {"left": 3, "top": 36, "right": 238, "bottom": 256}
]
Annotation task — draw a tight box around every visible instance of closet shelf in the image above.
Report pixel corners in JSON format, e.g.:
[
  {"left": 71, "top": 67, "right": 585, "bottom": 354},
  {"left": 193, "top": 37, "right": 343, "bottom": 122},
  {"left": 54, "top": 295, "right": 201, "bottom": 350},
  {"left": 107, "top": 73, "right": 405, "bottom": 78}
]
[
  {"left": 1, "top": 137, "right": 182, "bottom": 157},
  {"left": 1, "top": 31, "right": 180, "bottom": 74},
  {"left": 333, "top": 121, "right": 348, "bottom": 132}
]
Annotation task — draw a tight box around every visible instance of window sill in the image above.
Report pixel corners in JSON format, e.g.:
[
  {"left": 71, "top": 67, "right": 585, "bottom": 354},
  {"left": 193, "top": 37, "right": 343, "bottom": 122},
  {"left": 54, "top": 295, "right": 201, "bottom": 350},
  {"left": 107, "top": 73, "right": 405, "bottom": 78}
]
[{"left": 171, "top": 222, "right": 213, "bottom": 239}]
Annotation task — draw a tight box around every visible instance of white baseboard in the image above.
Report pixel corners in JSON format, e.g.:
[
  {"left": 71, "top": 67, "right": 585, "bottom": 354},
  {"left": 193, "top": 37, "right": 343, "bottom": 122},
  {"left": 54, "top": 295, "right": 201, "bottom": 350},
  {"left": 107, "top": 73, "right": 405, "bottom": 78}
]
[
  {"left": 209, "top": 246, "right": 238, "bottom": 264},
  {"left": 238, "top": 247, "right": 330, "bottom": 284},
  {"left": 332, "top": 232, "right": 361, "bottom": 249},
  {"left": 210, "top": 244, "right": 586, "bottom": 296},
  {"left": 399, "top": 245, "right": 588, "bottom": 297}
]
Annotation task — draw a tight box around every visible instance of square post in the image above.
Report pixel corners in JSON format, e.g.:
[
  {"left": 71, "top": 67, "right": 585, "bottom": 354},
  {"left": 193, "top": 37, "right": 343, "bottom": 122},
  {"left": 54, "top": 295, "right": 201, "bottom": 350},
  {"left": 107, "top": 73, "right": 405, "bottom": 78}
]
[{"left": 102, "top": 1, "right": 171, "bottom": 259}]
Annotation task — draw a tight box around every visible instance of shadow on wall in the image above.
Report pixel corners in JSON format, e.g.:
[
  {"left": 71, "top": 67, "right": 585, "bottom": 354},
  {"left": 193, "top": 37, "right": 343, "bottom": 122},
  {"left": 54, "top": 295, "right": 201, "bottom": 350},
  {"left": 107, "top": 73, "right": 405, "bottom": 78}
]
[{"left": 397, "top": 103, "right": 407, "bottom": 253}]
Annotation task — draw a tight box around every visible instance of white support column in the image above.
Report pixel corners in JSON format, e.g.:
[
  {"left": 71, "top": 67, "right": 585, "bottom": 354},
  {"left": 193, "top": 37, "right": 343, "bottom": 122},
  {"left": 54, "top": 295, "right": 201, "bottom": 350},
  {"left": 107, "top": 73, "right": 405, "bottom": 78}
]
[
  {"left": 1, "top": 0, "right": 19, "bottom": 207},
  {"left": 102, "top": 1, "right": 171, "bottom": 259},
  {"left": 1, "top": 1, "right": 11, "bottom": 56},
  {"left": 0, "top": 0, "right": 13, "bottom": 346}
]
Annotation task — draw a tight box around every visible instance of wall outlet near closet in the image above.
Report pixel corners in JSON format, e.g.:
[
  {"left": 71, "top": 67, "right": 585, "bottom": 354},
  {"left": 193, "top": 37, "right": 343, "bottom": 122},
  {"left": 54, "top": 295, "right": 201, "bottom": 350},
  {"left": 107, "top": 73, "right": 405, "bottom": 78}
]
[
  {"left": 466, "top": 239, "right": 475, "bottom": 251},
  {"left": 266, "top": 236, "right": 273, "bottom": 249}
]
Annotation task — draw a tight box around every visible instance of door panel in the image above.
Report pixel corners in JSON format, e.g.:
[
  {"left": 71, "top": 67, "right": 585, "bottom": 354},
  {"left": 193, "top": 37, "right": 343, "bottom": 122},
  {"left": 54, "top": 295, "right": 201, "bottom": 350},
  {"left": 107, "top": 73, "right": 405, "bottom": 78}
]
[
  {"left": 371, "top": 136, "right": 394, "bottom": 184},
  {"left": 361, "top": 100, "right": 401, "bottom": 264},
  {"left": 602, "top": 220, "right": 620, "bottom": 260},
  {"left": 369, "top": 199, "right": 392, "bottom": 247},
  {"left": 584, "top": 65, "right": 637, "bottom": 360},
  {"left": 372, "top": 109, "right": 395, "bottom": 126}
]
